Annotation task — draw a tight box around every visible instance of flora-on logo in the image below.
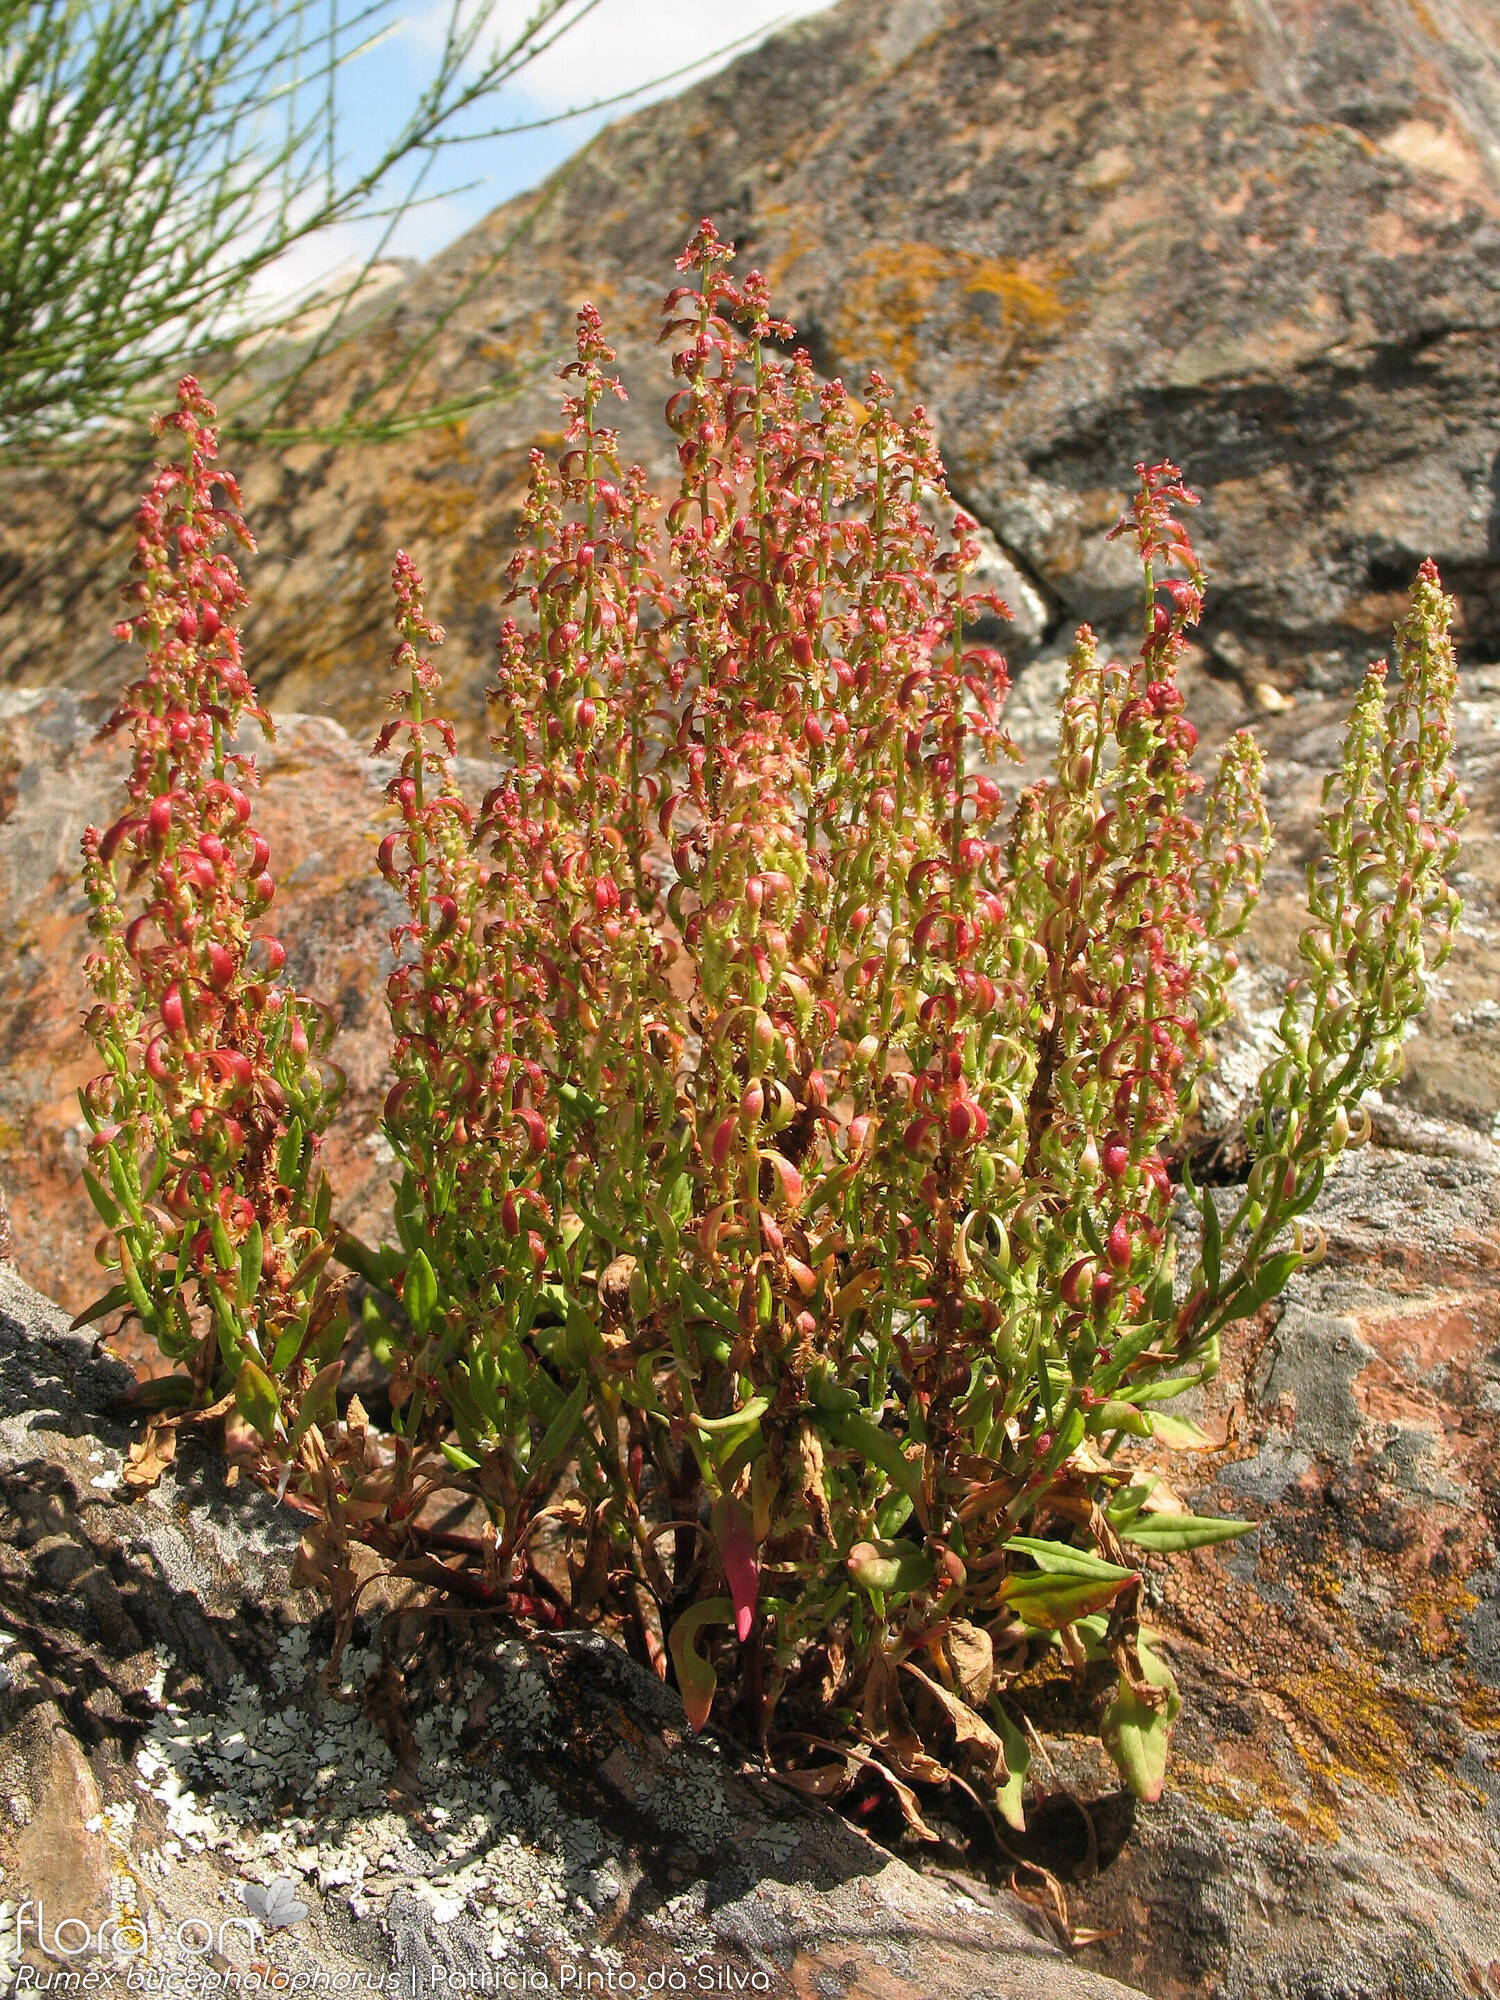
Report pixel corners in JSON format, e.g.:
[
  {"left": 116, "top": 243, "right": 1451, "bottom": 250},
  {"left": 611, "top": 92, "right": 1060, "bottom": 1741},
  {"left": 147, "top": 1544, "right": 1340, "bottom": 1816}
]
[{"left": 240, "top": 1878, "right": 308, "bottom": 1934}]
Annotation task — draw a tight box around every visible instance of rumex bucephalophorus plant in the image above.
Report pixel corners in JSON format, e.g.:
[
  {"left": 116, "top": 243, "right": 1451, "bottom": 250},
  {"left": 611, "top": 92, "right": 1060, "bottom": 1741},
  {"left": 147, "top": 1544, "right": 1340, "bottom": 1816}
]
[{"left": 78, "top": 226, "right": 1465, "bottom": 1828}]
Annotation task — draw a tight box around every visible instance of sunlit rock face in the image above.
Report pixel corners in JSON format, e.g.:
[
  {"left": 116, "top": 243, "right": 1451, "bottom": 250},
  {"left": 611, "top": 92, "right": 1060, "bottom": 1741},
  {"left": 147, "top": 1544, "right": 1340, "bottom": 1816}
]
[{"left": 0, "top": 0, "right": 1497, "bottom": 740}]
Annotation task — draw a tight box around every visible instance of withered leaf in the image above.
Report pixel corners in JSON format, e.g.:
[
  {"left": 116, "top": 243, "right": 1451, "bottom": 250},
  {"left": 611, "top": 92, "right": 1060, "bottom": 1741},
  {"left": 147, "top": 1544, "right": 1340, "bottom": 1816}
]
[
  {"left": 901, "top": 1660, "right": 1006, "bottom": 1788},
  {"left": 795, "top": 1421, "right": 832, "bottom": 1537},
  {"left": 941, "top": 1619, "right": 995, "bottom": 1706},
  {"left": 776, "top": 1758, "right": 855, "bottom": 1800},
  {"left": 598, "top": 1254, "right": 638, "bottom": 1321},
  {"left": 121, "top": 1415, "right": 178, "bottom": 1493},
  {"left": 862, "top": 1651, "right": 947, "bottom": 1786},
  {"left": 856, "top": 1749, "right": 943, "bottom": 1844}
]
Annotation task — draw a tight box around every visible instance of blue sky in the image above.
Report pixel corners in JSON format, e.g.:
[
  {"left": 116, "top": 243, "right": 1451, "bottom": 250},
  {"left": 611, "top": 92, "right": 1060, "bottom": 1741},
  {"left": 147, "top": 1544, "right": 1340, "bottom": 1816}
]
[{"left": 252, "top": 0, "right": 836, "bottom": 305}]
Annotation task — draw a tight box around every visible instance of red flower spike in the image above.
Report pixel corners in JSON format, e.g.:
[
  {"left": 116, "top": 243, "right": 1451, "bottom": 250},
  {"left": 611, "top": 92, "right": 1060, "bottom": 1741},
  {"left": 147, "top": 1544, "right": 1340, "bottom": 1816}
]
[{"left": 79, "top": 376, "right": 335, "bottom": 1466}]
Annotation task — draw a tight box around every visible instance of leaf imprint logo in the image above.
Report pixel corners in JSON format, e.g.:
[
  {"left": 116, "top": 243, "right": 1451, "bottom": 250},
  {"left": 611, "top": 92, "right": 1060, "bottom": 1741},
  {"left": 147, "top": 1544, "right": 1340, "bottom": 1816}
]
[{"left": 240, "top": 1881, "right": 309, "bottom": 1936}]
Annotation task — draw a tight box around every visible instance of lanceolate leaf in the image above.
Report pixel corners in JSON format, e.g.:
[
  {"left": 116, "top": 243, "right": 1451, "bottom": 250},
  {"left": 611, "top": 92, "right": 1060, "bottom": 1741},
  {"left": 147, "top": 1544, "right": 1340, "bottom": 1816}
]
[
  {"left": 234, "top": 1358, "right": 280, "bottom": 1442},
  {"left": 1003, "top": 1536, "right": 1136, "bottom": 1581},
  {"left": 402, "top": 1250, "right": 438, "bottom": 1335},
  {"left": 1101, "top": 1639, "right": 1182, "bottom": 1803},
  {"left": 825, "top": 1411, "right": 924, "bottom": 1501},
  {"left": 989, "top": 1702, "right": 1032, "bottom": 1833},
  {"left": 1149, "top": 1412, "right": 1217, "bottom": 1450},
  {"left": 1001, "top": 1570, "right": 1138, "bottom": 1629},
  {"left": 289, "top": 1360, "right": 343, "bottom": 1449},
  {"left": 1120, "top": 1512, "right": 1255, "bottom": 1553},
  {"left": 1226, "top": 1249, "right": 1302, "bottom": 1322},
  {"left": 668, "top": 1599, "right": 732, "bottom": 1734},
  {"left": 536, "top": 1373, "right": 589, "bottom": 1469},
  {"left": 1110, "top": 1376, "right": 1201, "bottom": 1406},
  {"left": 1201, "top": 1184, "right": 1222, "bottom": 1293}
]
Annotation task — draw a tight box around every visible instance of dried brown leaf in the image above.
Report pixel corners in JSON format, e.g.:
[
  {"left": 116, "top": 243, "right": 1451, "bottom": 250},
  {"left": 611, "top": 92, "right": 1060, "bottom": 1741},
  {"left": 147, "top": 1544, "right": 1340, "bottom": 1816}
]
[
  {"left": 856, "top": 1749, "right": 943, "bottom": 1843},
  {"left": 795, "top": 1420, "right": 832, "bottom": 1537},
  {"left": 941, "top": 1619, "right": 995, "bottom": 1706},
  {"left": 862, "top": 1651, "right": 947, "bottom": 1785},
  {"left": 776, "top": 1759, "right": 854, "bottom": 1800},
  {"left": 902, "top": 1660, "right": 1006, "bottom": 1787},
  {"left": 121, "top": 1415, "right": 177, "bottom": 1493}
]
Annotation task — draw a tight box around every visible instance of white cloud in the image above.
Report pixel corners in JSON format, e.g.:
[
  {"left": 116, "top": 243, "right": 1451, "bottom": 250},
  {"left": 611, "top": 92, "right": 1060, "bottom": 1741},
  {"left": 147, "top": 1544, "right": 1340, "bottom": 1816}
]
[
  {"left": 239, "top": 191, "right": 472, "bottom": 318},
  {"left": 229, "top": 0, "right": 837, "bottom": 319},
  {"left": 404, "top": 0, "right": 837, "bottom": 115}
]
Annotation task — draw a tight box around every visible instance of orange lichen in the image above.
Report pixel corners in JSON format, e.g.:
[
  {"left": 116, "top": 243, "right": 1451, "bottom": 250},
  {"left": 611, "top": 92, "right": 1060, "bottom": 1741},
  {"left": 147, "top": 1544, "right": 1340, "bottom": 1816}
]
[
  {"left": 810, "top": 243, "right": 1070, "bottom": 389},
  {"left": 1274, "top": 1662, "right": 1419, "bottom": 1796}
]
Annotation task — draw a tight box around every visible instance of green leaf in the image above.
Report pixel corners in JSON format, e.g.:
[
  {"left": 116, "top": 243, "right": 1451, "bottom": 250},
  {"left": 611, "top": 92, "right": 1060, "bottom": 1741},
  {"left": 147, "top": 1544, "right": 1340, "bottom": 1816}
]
[
  {"left": 557, "top": 1079, "right": 603, "bottom": 1121},
  {"left": 234, "top": 1358, "right": 281, "bottom": 1442},
  {"left": 105, "top": 1147, "right": 142, "bottom": 1226},
  {"left": 441, "top": 1441, "right": 482, "bottom": 1473},
  {"left": 121, "top": 1374, "right": 196, "bottom": 1413},
  {"left": 691, "top": 1394, "right": 771, "bottom": 1434},
  {"left": 536, "top": 1371, "right": 588, "bottom": 1469},
  {"left": 394, "top": 1170, "right": 424, "bottom": 1256},
  {"left": 117, "top": 1240, "right": 153, "bottom": 1323},
  {"left": 1094, "top": 1400, "right": 1153, "bottom": 1438},
  {"left": 239, "top": 1222, "right": 264, "bottom": 1300},
  {"left": 1147, "top": 1235, "right": 1178, "bottom": 1322},
  {"left": 276, "top": 1119, "right": 304, "bottom": 1187},
  {"left": 1071, "top": 1612, "right": 1112, "bottom": 1660},
  {"left": 824, "top": 1410, "right": 923, "bottom": 1502},
  {"left": 1202, "top": 1186, "right": 1221, "bottom": 1293},
  {"left": 1003, "top": 1536, "right": 1136, "bottom": 1582},
  {"left": 679, "top": 1274, "right": 740, "bottom": 1335},
  {"left": 336, "top": 1231, "right": 400, "bottom": 1290},
  {"left": 806, "top": 1363, "right": 859, "bottom": 1415},
  {"left": 875, "top": 1490, "right": 914, "bottom": 1538},
  {"left": 1002, "top": 1571, "right": 1138, "bottom": 1630},
  {"left": 1103, "top": 1479, "right": 1157, "bottom": 1530},
  {"left": 1282, "top": 1157, "right": 1326, "bottom": 1222},
  {"left": 846, "top": 1538, "right": 933, "bottom": 1595},
  {"left": 290, "top": 1360, "right": 343, "bottom": 1448},
  {"left": 1227, "top": 1248, "right": 1301, "bottom": 1321},
  {"left": 210, "top": 1213, "right": 235, "bottom": 1273},
  {"left": 403, "top": 1250, "right": 438, "bottom": 1335},
  {"left": 1042, "top": 1404, "right": 1085, "bottom": 1467},
  {"left": 271, "top": 1321, "right": 307, "bottom": 1374},
  {"left": 645, "top": 1196, "right": 680, "bottom": 1265},
  {"left": 1150, "top": 1412, "right": 1216, "bottom": 1450},
  {"left": 1120, "top": 1512, "right": 1255, "bottom": 1553},
  {"left": 213, "top": 1295, "right": 245, "bottom": 1372},
  {"left": 668, "top": 1598, "right": 732, "bottom": 1733},
  {"left": 81, "top": 1167, "right": 120, "bottom": 1230},
  {"left": 1101, "top": 1639, "right": 1182, "bottom": 1802},
  {"left": 990, "top": 1702, "right": 1031, "bottom": 1832},
  {"left": 70, "top": 1283, "right": 131, "bottom": 1330},
  {"left": 1095, "top": 1315, "right": 1164, "bottom": 1389},
  {"left": 1112, "top": 1376, "right": 1200, "bottom": 1406},
  {"left": 461, "top": 1355, "right": 506, "bottom": 1432}
]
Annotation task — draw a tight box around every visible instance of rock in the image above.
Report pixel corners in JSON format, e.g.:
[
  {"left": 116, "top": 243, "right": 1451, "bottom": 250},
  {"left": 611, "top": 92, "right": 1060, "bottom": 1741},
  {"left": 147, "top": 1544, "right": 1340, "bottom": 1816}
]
[
  {"left": 0, "top": 0, "right": 1497, "bottom": 736},
  {"left": 963, "top": 520, "right": 1051, "bottom": 651},
  {"left": 1050, "top": 1133, "right": 1500, "bottom": 1999},
  {"left": 0, "top": 1264, "right": 1141, "bottom": 2000}
]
